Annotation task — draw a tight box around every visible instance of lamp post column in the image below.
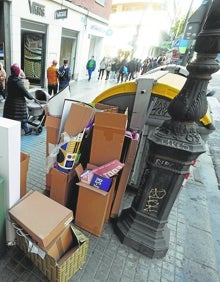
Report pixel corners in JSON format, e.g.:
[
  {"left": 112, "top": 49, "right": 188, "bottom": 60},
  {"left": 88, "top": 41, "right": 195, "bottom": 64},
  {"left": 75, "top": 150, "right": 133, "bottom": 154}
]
[{"left": 113, "top": 0, "right": 220, "bottom": 258}]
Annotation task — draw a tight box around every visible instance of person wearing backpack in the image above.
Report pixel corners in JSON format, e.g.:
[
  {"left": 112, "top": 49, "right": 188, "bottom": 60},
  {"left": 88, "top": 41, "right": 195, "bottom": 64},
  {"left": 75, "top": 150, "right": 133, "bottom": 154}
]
[
  {"left": 57, "top": 59, "right": 71, "bottom": 91},
  {"left": 86, "top": 56, "right": 96, "bottom": 81}
]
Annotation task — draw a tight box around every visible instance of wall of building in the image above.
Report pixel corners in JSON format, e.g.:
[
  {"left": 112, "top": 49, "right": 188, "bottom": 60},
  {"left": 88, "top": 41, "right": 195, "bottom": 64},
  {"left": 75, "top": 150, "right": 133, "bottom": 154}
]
[
  {"left": 6, "top": 0, "right": 111, "bottom": 86},
  {"left": 68, "top": 0, "right": 112, "bottom": 20}
]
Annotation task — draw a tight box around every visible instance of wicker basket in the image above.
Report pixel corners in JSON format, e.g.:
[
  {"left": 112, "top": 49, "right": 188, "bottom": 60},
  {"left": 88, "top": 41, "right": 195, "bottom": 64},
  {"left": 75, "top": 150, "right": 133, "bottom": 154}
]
[{"left": 15, "top": 224, "right": 89, "bottom": 282}]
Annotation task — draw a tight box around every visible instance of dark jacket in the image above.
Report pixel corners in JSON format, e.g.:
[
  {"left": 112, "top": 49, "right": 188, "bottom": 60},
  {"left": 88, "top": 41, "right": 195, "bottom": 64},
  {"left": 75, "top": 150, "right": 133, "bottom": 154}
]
[
  {"left": 3, "top": 75, "right": 33, "bottom": 122},
  {"left": 58, "top": 65, "right": 71, "bottom": 90}
]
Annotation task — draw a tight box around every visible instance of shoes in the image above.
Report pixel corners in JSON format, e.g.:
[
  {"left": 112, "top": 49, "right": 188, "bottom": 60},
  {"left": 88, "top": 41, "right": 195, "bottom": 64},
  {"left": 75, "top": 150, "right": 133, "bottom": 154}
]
[{"left": 25, "top": 130, "right": 32, "bottom": 135}]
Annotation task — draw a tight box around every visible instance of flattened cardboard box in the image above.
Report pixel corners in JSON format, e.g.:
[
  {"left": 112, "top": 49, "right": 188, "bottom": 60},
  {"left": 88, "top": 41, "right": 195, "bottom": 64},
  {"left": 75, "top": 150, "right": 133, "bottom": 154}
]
[
  {"left": 64, "top": 102, "right": 95, "bottom": 137},
  {"left": 9, "top": 191, "right": 73, "bottom": 248},
  {"left": 110, "top": 136, "right": 139, "bottom": 218},
  {"left": 90, "top": 111, "right": 127, "bottom": 166}
]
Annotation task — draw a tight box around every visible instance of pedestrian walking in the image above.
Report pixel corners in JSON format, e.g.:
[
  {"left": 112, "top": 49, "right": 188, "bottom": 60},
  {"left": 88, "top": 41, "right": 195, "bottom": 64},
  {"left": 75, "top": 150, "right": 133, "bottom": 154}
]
[
  {"left": 3, "top": 64, "right": 34, "bottom": 135},
  {"left": 117, "top": 60, "right": 128, "bottom": 83},
  {"left": 98, "top": 57, "right": 106, "bottom": 80},
  {"left": 127, "top": 59, "right": 136, "bottom": 81},
  {"left": 109, "top": 58, "right": 117, "bottom": 81},
  {"left": 58, "top": 59, "right": 71, "bottom": 91},
  {"left": 47, "top": 59, "right": 58, "bottom": 95},
  {"left": 86, "top": 56, "right": 96, "bottom": 81},
  {"left": 105, "top": 62, "right": 111, "bottom": 80}
]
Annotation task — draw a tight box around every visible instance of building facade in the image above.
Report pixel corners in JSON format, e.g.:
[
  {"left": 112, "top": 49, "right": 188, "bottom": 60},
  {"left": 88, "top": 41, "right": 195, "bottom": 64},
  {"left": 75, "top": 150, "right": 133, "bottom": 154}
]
[{"left": 0, "top": 0, "right": 112, "bottom": 87}]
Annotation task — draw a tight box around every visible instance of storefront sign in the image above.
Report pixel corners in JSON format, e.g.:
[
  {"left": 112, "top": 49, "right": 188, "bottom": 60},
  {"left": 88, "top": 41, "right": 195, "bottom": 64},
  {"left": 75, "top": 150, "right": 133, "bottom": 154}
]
[
  {"left": 55, "top": 9, "right": 68, "bottom": 20},
  {"left": 28, "top": 0, "right": 45, "bottom": 17}
]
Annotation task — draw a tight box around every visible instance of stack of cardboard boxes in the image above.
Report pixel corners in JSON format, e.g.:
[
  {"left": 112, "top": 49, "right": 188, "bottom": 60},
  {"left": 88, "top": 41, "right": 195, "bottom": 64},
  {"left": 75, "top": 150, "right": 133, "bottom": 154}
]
[
  {"left": 9, "top": 190, "right": 88, "bottom": 282},
  {"left": 12, "top": 98, "right": 139, "bottom": 281},
  {"left": 45, "top": 100, "right": 139, "bottom": 237}
]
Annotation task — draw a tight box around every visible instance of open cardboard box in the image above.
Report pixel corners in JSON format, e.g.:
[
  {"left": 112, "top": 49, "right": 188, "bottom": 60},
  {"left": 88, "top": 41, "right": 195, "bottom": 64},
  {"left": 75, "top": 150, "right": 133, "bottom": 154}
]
[
  {"left": 74, "top": 164, "right": 116, "bottom": 236},
  {"left": 15, "top": 223, "right": 88, "bottom": 282},
  {"left": 9, "top": 191, "right": 73, "bottom": 248}
]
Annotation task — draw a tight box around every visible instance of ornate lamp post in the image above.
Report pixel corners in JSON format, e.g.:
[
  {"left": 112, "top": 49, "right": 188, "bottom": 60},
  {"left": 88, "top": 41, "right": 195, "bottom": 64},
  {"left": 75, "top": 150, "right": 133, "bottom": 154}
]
[{"left": 114, "top": 0, "right": 220, "bottom": 258}]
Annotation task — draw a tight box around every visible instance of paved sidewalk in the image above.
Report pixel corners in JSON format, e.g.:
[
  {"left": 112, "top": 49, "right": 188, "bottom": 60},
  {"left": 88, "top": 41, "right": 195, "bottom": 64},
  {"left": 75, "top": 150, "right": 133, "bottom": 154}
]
[{"left": 0, "top": 78, "right": 220, "bottom": 282}]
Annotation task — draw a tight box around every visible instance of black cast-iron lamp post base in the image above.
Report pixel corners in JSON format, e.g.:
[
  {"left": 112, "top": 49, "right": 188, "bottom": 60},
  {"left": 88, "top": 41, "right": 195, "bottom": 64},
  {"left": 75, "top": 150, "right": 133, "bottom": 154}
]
[
  {"left": 114, "top": 207, "right": 170, "bottom": 258},
  {"left": 114, "top": 120, "right": 206, "bottom": 258}
]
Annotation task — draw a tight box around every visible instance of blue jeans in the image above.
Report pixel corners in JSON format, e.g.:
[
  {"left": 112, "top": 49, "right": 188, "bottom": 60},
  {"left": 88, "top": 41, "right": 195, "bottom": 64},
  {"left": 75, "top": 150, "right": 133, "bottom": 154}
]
[
  {"left": 21, "top": 121, "right": 30, "bottom": 134},
  {"left": 88, "top": 68, "right": 94, "bottom": 80}
]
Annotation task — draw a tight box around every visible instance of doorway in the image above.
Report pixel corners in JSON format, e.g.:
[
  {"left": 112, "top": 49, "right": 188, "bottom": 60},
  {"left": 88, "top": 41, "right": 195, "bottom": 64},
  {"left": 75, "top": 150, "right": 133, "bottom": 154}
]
[{"left": 60, "top": 29, "right": 78, "bottom": 80}]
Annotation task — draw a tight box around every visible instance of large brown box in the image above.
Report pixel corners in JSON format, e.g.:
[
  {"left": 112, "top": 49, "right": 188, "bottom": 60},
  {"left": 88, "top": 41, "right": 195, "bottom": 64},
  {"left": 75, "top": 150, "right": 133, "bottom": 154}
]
[
  {"left": 89, "top": 111, "right": 127, "bottom": 166},
  {"left": 20, "top": 152, "right": 30, "bottom": 198},
  {"left": 9, "top": 191, "right": 73, "bottom": 248},
  {"left": 74, "top": 163, "right": 116, "bottom": 237}
]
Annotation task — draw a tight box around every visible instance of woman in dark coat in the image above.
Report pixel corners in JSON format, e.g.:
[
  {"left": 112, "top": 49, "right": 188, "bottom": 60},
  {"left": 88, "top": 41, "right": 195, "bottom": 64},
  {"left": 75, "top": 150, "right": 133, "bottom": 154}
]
[{"left": 3, "top": 64, "right": 34, "bottom": 135}]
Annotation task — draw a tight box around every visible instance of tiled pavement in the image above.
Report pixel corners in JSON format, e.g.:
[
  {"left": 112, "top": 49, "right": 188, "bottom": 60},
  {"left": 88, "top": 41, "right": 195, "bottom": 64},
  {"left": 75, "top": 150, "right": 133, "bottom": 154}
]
[{"left": 0, "top": 78, "right": 220, "bottom": 282}]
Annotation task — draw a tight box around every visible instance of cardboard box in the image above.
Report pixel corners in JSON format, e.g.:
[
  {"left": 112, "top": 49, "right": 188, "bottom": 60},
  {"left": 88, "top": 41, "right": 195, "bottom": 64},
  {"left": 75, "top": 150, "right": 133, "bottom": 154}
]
[
  {"left": 15, "top": 223, "right": 88, "bottom": 282},
  {"left": 110, "top": 136, "right": 139, "bottom": 218},
  {"left": 20, "top": 152, "right": 30, "bottom": 198},
  {"left": 75, "top": 164, "right": 116, "bottom": 235},
  {"left": 75, "top": 182, "right": 110, "bottom": 236},
  {"left": 45, "top": 115, "right": 61, "bottom": 147},
  {"left": 50, "top": 166, "right": 78, "bottom": 207},
  {"left": 9, "top": 191, "right": 73, "bottom": 248},
  {"left": 90, "top": 111, "right": 127, "bottom": 166}
]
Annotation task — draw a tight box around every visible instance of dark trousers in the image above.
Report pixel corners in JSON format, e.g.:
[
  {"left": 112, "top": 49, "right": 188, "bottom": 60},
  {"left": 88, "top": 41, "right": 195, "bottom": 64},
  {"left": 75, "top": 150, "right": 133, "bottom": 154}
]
[
  {"left": 98, "top": 69, "right": 105, "bottom": 79},
  {"left": 48, "top": 84, "right": 58, "bottom": 95}
]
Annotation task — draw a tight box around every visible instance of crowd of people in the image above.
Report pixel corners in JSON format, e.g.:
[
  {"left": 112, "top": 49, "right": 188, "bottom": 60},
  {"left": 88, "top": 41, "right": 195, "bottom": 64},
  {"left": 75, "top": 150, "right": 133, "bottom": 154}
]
[{"left": 87, "top": 54, "right": 168, "bottom": 84}]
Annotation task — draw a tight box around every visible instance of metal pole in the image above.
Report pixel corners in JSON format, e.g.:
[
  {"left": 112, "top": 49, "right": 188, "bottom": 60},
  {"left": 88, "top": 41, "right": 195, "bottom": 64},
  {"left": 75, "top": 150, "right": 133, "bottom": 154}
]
[{"left": 113, "top": 0, "right": 220, "bottom": 258}]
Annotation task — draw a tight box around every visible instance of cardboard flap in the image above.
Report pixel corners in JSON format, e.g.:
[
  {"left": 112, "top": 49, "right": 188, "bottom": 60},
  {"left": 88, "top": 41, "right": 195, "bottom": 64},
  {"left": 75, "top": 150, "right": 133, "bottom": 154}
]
[{"left": 64, "top": 102, "right": 95, "bottom": 137}]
